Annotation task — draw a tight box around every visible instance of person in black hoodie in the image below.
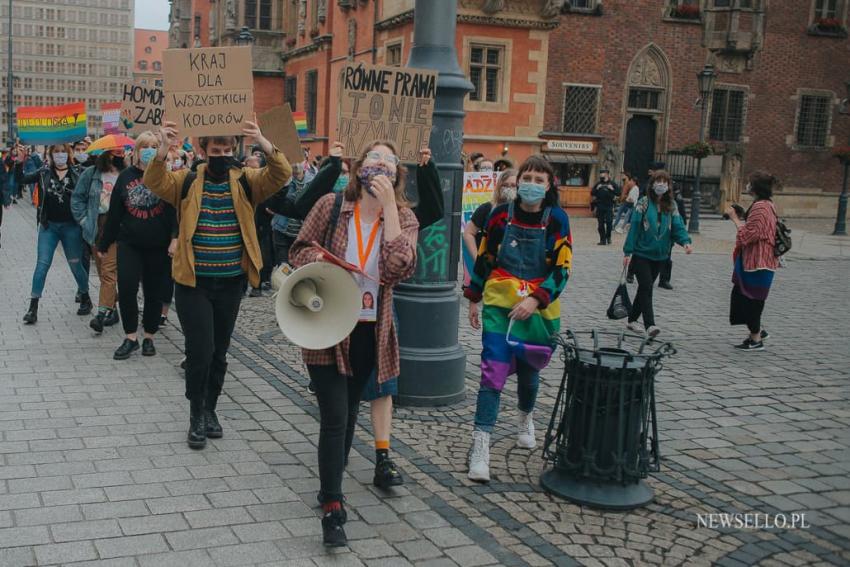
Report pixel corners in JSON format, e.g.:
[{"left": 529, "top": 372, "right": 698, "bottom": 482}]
[
  {"left": 16, "top": 144, "right": 93, "bottom": 323},
  {"left": 98, "top": 131, "right": 177, "bottom": 360}
]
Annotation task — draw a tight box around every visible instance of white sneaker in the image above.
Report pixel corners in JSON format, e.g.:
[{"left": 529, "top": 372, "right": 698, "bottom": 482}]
[
  {"left": 614, "top": 226, "right": 624, "bottom": 234},
  {"left": 468, "top": 430, "right": 491, "bottom": 483},
  {"left": 647, "top": 325, "right": 661, "bottom": 339},
  {"left": 627, "top": 321, "right": 642, "bottom": 333},
  {"left": 517, "top": 411, "right": 536, "bottom": 449}
]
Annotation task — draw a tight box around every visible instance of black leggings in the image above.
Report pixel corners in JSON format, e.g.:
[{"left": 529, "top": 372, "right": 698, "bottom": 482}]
[
  {"left": 308, "top": 323, "right": 376, "bottom": 503},
  {"left": 629, "top": 255, "right": 664, "bottom": 327},
  {"left": 117, "top": 242, "right": 169, "bottom": 335}
]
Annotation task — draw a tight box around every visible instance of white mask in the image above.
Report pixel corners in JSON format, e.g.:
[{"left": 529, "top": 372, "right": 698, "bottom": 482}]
[{"left": 172, "top": 158, "right": 183, "bottom": 170}]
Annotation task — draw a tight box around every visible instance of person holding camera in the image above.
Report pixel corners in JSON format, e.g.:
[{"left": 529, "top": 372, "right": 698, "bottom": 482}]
[
  {"left": 591, "top": 169, "right": 619, "bottom": 245},
  {"left": 725, "top": 172, "right": 779, "bottom": 351}
]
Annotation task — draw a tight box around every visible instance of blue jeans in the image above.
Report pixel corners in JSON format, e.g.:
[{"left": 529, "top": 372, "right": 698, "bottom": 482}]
[
  {"left": 474, "top": 358, "right": 540, "bottom": 433},
  {"left": 31, "top": 222, "right": 89, "bottom": 298},
  {"left": 613, "top": 203, "right": 633, "bottom": 228}
]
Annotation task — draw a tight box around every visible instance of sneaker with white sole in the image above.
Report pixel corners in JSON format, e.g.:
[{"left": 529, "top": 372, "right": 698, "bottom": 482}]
[
  {"left": 627, "top": 321, "right": 642, "bottom": 333},
  {"left": 517, "top": 411, "right": 536, "bottom": 449},
  {"left": 647, "top": 325, "right": 661, "bottom": 339},
  {"left": 468, "top": 430, "right": 491, "bottom": 483},
  {"left": 735, "top": 338, "right": 764, "bottom": 351}
]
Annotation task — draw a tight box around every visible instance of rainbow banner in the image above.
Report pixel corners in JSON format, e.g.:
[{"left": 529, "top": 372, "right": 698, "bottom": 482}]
[
  {"left": 101, "top": 102, "right": 122, "bottom": 135},
  {"left": 17, "top": 101, "right": 87, "bottom": 145},
  {"left": 292, "top": 111, "right": 308, "bottom": 137}
]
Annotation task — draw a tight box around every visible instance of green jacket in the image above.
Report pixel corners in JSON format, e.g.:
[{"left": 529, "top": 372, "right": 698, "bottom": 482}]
[{"left": 623, "top": 197, "right": 691, "bottom": 261}]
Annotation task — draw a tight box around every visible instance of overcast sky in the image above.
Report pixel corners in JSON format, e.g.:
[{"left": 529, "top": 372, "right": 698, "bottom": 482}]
[{"left": 135, "top": 0, "right": 171, "bottom": 31}]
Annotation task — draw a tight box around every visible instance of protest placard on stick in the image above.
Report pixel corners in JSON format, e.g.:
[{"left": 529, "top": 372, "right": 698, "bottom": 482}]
[
  {"left": 120, "top": 82, "right": 164, "bottom": 134},
  {"left": 162, "top": 46, "right": 254, "bottom": 137},
  {"left": 337, "top": 63, "right": 437, "bottom": 162},
  {"left": 258, "top": 105, "right": 303, "bottom": 164}
]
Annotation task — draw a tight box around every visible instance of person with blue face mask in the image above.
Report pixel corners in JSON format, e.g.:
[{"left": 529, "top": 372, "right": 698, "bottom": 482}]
[
  {"left": 464, "top": 155, "right": 573, "bottom": 483},
  {"left": 623, "top": 170, "right": 693, "bottom": 339},
  {"left": 97, "top": 131, "right": 178, "bottom": 361}
]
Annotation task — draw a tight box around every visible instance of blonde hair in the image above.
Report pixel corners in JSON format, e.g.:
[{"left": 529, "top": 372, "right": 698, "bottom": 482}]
[
  {"left": 345, "top": 140, "right": 411, "bottom": 208},
  {"left": 491, "top": 168, "right": 517, "bottom": 206},
  {"left": 135, "top": 131, "right": 159, "bottom": 151}
]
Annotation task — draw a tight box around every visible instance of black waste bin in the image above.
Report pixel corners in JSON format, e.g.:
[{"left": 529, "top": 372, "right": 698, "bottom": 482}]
[{"left": 541, "top": 330, "right": 675, "bottom": 510}]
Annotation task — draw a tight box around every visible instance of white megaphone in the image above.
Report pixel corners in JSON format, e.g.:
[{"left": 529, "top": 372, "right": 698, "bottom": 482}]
[{"left": 272, "top": 262, "right": 362, "bottom": 350}]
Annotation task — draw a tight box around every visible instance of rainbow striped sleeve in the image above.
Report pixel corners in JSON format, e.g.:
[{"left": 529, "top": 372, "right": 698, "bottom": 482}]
[{"left": 530, "top": 207, "right": 572, "bottom": 309}]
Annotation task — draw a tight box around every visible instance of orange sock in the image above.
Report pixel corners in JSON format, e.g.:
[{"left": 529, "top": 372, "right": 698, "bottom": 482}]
[{"left": 375, "top": 440, "right": 390, "bottom": 451}]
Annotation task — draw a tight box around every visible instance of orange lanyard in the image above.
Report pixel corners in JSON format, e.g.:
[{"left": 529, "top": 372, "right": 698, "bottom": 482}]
[{"left": 354, "top": 202, "right": 381, "bottom": 270}]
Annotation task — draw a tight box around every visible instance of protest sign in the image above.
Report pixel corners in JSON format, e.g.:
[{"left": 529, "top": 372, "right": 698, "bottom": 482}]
[
  {"left": 162, "top": 46, "right": 254, "bottom": 137},
  {"left": 337, "top": 63, "right": 437, "bottom": 162},
  {"left": 16, "top": 101, "right": 87, "bottom": 145},
  {"left": 101, "top": 102, "right": 122, "bottom": 134},
  {"left": 258, "top": 104, "right": 303, "bottom": 164},
  {"left": 120, "top": 82, "right": 164, "bottom": 134},
  {"left": 461, "top": 171, "right": 501, "bottom": 229}
]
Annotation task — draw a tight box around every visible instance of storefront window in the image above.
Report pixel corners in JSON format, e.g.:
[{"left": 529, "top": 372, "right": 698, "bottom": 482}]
[{"left": 554, "top": 163, "right": 591, "bottom": 187}]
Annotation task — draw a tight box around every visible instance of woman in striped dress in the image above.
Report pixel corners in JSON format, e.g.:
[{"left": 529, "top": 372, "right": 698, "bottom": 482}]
[
  {"left": 464, "top": 155, "right": 573, "bottom": 483},
  {"left": 725, "top": 172, "right": 780, "bottom": 351}
]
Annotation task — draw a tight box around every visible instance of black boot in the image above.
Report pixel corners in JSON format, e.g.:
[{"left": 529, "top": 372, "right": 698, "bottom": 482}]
[
  {"left": 187, "top": 398, "right": 207, "bottom": 449},
  {"left": 77, "top": 293, "right": 93, "bottom": 316},
  {"left": 89, "top": 311, "right": 105, "bottom": 333},
  {"left": 103, "top": 308, "right": 120, "bottom": 327},
  {"left": 373, "top": 451, "right": 404, "bottom": 489},
  {"left": 23, "top": 298, "right": 38, "bottom": 325},
  {"left": 204, "top": 395, "right": 223, "bottom": 439}
]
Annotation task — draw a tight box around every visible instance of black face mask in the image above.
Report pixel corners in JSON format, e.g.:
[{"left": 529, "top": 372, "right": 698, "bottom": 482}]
[
  {"left": 112, "top": 155, "right": 125, "bottom": 169},
  {"left": 207, "top": 155, "right": 237, "bottom": 178}
]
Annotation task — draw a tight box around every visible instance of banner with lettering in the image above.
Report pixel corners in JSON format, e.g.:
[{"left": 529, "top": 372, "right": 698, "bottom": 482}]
[
  {"left": 120, "top": 82, "right": 164, "bottom": 134},
  {"left": 16, "top": 101, "right": 87, "bottom": 145},
  {"left": 460, "top": 171, "right": 502, "bottom": 287},
  {"left": 337, "top": 62, "right": 437, "bottom": 162},
  {"left": 162, "top": 46, "right": 254, "bottom": 137}
]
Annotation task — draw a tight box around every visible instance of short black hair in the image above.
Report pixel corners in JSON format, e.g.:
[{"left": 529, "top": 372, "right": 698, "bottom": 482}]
[{"left": 749, "top": 171, "right": 777, "bottom": 200}]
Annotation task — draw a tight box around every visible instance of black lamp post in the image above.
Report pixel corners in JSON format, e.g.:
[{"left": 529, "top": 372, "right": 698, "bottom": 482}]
[
  {"left": 688, "top": 64, "right": 717, "bottom": 234},
  {"left": 832, "top": 80, "right": 850, "bottom": 236},
  {"left": 6, "top": 0, "right": 13, "bottom": 144},
  {"left": 235, "top": 26, "right": 255, "bottom": 46}
]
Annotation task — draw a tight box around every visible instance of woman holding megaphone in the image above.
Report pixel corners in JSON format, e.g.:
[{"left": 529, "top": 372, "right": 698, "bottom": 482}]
[{"left": 289, "top": 141, "right": 420, "bottom": 548}]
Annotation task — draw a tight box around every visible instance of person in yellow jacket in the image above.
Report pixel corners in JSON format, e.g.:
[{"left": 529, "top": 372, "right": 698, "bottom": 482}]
[{"left": 145, "top": 118, "right": 292, "bottom": 449}]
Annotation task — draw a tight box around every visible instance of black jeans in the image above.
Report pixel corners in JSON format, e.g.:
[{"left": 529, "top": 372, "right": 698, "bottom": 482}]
[
  {"left": 273, "top": 231, "right": 295, "bottom": 266},
  {"left": 175, "top": 275, "right": 245, "bottom": 403},
  {"left": 308, "top": 323, "right": 376, "bottom": 503},
  {"left": 629, "top": 255, "right": 664, "bottom": 327},
  {"left": 596, "top": 208, "right": 613, "bottom": 242},
  {"left": 117, "top": 242, "right": 168, "bottom": 335}
]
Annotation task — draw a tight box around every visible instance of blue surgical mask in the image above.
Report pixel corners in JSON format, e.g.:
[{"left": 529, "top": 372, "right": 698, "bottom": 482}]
[
  {"left": 52, "top": 152, "right": 69, "bottom": 168},
  {"left": 139, "top": 148, "right": 157, "bottom": 165},
  {"left": 333, "top": 174, "right": 349, "bottom": 193},
  {"left": 653, "top": 182, "right": 669, "bottom": 196},
  {"left": 517, "top": 182, "right": 546, "bottom": 205}
]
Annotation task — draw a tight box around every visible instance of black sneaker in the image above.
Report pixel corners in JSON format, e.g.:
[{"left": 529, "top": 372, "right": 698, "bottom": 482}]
[
  {"left": 249, "top": 287, "right": 262, "bottom": 297},
  {"left": 77, "top": 294, "right": 93, "bottom": 316},
  {"left": 658, "top": 281, "right": 673, "bottom": 290},
  {"left": 321, "top": 509, "right": 348, "bottom": 547},
  {"left": 180, "top": 357, "right": 187, "bottom": 370},
  {"left": 142, "top": 338, "right": 156, "bottom": 357},
  {"left": 760, "top": 330, "right": 770, "bottom": 340},
  {"left": 159, "top": 315, "right": 168, "bottom": 328},
  {"left": 734, "top": 338, "right": 764, "bottom": 351},
  {"left": 103, "top": 308, "right": 120, "bottom": 327},
  {"left": 626, "top": 275, "right": 635, "bottom": 284},
  {"left": 90, "top": 312, "right": 106, "bottom": 333},
  {"left": 113, "top": 339, "right": 139, "bottom": 360},
  {"left": 373, "top": 458, "right": 404, "bottom": 489},
  {"left": 261, "top": 281, "right": 272, "bottom": 291},
  {"left": 307, "top": 380, "right": 316, "bottom": 395}
]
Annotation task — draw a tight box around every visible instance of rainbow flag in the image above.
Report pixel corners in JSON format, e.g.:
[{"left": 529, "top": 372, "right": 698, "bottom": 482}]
[
  {"left": 292, "top": 111, "right": 308, "bottom": 137},
  {"left": 17, "top": 101, "right": 87, "bottom": 145},
  {"left": 101, "top": 102, "right": 122, "bottom": 135}
]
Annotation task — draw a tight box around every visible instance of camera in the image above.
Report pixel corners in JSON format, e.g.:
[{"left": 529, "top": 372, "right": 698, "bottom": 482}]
[{"left": 722, "top": 203, "right": 746, "bottom": 220}]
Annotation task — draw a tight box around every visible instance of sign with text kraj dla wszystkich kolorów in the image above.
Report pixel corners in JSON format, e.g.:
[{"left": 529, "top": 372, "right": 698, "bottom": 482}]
[
  {"left": 337, "top": 63, "right": 437, "bottom": 163},
  {"left": 162, "top": 46, "right": 254, "bottom": 137}
]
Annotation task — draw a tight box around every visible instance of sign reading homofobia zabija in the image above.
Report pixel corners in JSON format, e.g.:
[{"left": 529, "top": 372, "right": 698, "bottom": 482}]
[
  {"left": 337, "top": 63, "right": 437, "bottom": 163},
  {"left": 162, "top": 46, "right": 254, "bottom": 137}
]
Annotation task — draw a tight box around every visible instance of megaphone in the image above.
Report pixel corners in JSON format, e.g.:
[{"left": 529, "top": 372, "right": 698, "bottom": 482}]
[{"left": 272, "top": 262, "right": 362, "bottom": 350}]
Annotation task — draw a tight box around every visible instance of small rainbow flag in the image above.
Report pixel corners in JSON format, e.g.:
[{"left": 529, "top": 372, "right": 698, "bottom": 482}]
[
  {"left": 292, "top": 111, "right": 309, "bottom": 137},
  {"left": 17, "top": 101, "right": 87, "bottom": 145},
  {"left": 101, "top": 101, "right": 122, "bottom": 135}
]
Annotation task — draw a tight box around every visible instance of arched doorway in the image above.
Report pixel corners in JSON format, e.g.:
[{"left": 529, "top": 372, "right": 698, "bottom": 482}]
[{"left": 621, "top": 44, "right": 672, "bottom": 183}]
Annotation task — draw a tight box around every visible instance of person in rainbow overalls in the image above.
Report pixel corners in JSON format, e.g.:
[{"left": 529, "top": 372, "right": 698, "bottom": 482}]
[{"left": 464, "top": 155, "right": 573, "bottom": 483}]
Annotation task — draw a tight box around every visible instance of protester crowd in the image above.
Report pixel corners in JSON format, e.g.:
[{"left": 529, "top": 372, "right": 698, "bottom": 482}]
[{"left": 0, "top": 123, "right": 783, "bottom": 546}]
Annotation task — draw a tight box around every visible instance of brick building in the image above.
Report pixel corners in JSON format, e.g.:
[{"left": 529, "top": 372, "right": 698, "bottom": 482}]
[
  {"left": 544, "top": 0, "right": 850, "bottom": 216},
  {"left": 134, "top": 29, "right": 168, "bottom": 87}
]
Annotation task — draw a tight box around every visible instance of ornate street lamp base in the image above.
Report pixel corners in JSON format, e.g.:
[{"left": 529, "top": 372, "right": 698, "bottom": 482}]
[{"left": 540, "top": 468, "right": 655, "bottom": 510}]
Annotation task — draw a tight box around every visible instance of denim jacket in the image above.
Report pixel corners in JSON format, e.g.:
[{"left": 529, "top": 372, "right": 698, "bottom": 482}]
[{"left": 71, "top": 165, "right": 105, "bottom": 246}]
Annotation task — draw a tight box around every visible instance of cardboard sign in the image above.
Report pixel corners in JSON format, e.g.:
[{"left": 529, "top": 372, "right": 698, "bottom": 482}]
[
  {"left": 258, "top": 104, "right": 303, "bottom": 165},
  {"left": 120, "top": 82, "right": 164, "bottom": 134},
  {"left": 461, "top": 171, "right": 501, "bottom": 229},
  {"left": 337, "top": 63, "right": 437, "bottom": 162},
  {"left": 16, "top": 101, "right": 87, "bottom": 145},
  {"left": 162, "top": 46, "right": 254, "bottom": 137}
]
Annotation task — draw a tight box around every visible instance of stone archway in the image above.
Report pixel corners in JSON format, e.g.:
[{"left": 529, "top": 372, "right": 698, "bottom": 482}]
[{"left": 620, "top": 44, "right": 673, "bottom": 179}]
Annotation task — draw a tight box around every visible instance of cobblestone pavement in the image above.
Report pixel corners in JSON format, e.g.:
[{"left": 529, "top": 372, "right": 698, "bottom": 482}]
[{"left": 0, "top": 200, "right": 848, "bottom": 566}]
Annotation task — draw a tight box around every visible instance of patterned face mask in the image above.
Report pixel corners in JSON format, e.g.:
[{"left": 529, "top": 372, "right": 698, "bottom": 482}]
[{"left": 357, "top": 165, "right": 397, "bottom": 195}]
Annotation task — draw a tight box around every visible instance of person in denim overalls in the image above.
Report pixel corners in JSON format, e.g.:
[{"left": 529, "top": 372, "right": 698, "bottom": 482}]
[{"left": 465, "top": 155, "right": 573, "bottom": 483}]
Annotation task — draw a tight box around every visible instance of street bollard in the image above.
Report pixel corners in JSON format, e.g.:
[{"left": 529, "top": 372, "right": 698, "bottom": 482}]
[{"left": 540, "top": 330, "right": 675, "bottom": 510}]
